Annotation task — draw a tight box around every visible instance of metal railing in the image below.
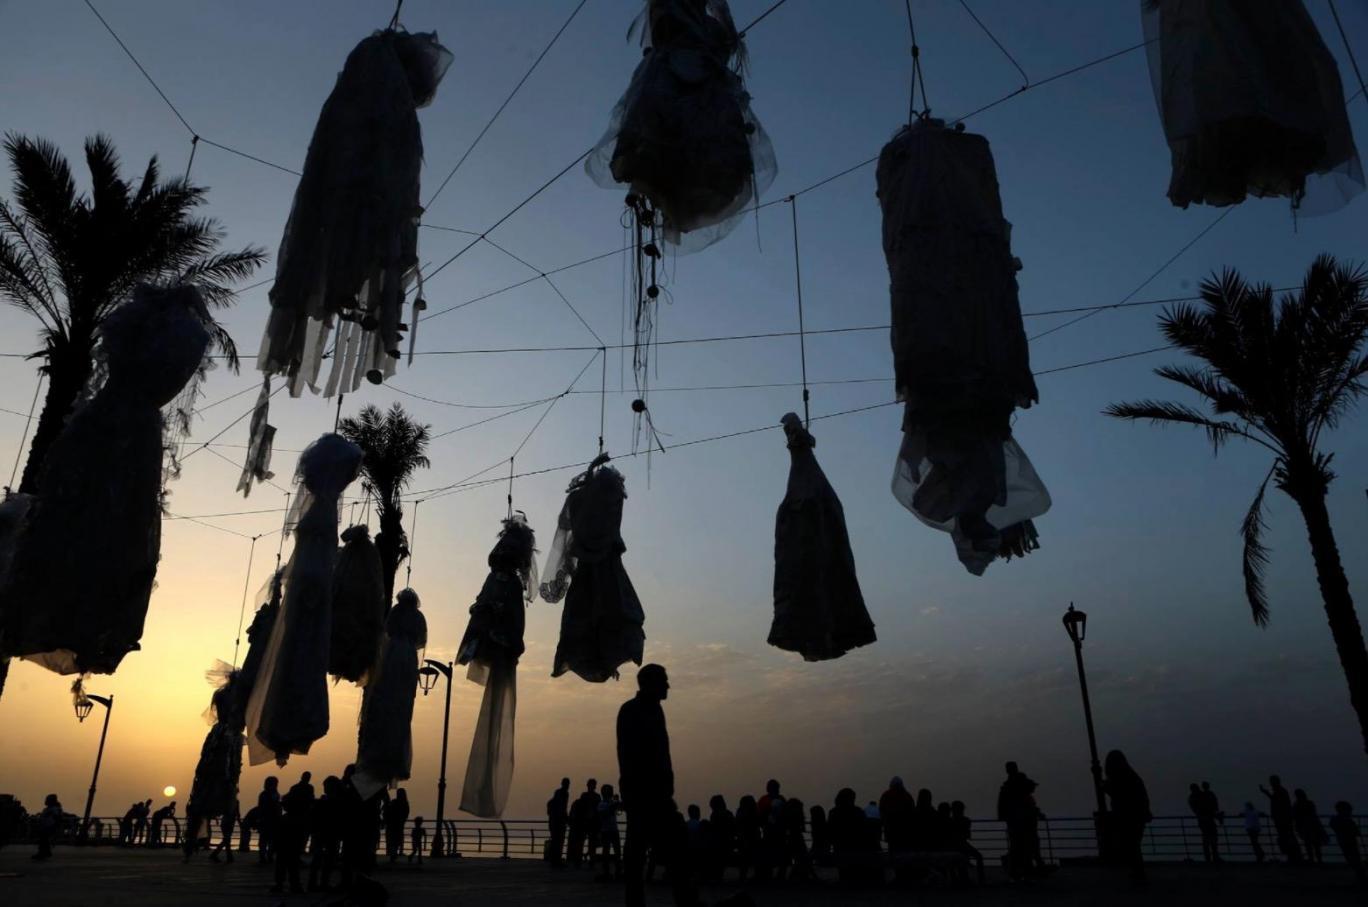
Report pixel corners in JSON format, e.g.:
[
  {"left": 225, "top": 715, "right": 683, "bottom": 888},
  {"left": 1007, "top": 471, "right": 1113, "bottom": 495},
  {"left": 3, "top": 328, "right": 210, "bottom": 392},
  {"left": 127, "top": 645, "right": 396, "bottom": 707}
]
[{"left": 17, "top": 813, "right": 1364, "bottom": 865}]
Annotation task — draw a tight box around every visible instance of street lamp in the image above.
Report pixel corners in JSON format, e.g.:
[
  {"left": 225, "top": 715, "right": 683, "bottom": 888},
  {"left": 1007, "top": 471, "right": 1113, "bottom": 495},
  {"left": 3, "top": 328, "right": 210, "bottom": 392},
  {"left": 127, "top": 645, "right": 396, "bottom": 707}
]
[
  {"left": 418, "top": 659, "right": 454, "bottom": 858},
  {"left": 1062, "top": 604, "right": 1109, "bottom": 831},
  {"left": 74, "top": 690, "right": 114, "bottom": 844}
]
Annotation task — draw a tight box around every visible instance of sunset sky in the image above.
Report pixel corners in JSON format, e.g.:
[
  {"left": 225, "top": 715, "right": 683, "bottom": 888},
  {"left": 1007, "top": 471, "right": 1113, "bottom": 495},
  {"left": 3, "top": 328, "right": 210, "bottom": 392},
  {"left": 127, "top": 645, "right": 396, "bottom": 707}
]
[{"left": 2, "top": 0, "right": 1368, "bottom": 826}]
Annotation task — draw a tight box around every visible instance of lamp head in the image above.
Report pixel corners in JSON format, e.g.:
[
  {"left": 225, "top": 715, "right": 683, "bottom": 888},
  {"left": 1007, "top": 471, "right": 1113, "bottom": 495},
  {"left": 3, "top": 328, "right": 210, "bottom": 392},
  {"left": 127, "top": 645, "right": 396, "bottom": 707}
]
[
  {"left": 1063, "top": 603, "right": 1087, "bottom": 644},
  {"left": 418, "top": 665, "right": 440, "bottom": 696}
]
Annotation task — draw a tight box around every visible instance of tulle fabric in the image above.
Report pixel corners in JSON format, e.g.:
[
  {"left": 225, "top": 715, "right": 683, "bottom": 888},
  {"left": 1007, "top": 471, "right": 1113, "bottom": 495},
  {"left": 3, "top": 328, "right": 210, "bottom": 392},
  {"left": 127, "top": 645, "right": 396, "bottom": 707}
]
[
  {"left": 586, "top": 0, "right": 776, "bottom": 251},
  {"left": 233, "top": 572, "right": 282, "bottom": 721},
  {"left": 257, "top": 29, "right": 452, "bottom": 397},
  {"left": 354, "top": 589, "right": 426, "bottom": 798},
  {"left": 1142, "top": 0, "right": 1364, "bottom": 212},
  {"left": 457, "top": 516, "right": 536, "bottom": 817},
  {"left": 0, "top": 285, "right": 210, "bottom": 674},
  {"left": 540, "top": 456, "right": 645, "bottom": 682},
  {"left": 770, "top": 414, "right": 876, "bottom": 661},
  {"left": 330, "top": 524, "right": 386, "bottom": 685},
  {"left": 876, "top": 120, "right": 1050, "bottom": 575},
  {"left": 245, "top": 434, "right": 363, "bottom": 766}
]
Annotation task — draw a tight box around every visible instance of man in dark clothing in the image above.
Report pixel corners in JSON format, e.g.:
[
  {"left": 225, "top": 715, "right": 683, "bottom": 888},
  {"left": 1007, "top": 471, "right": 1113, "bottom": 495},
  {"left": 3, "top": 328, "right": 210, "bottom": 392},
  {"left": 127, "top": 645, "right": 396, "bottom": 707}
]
[
  {"left": 547, "top": 778, "right": 571, "bottom": 867},
  {"left": 997, "top": 762, "right": 1039, "bottom": 879},
  {"left": 1188, "top": 782, "right": 1220, "bottom": 862},
  {"left": 309, "top": 777, "right": 343, "bottom": 891},
  {"left": 272, "top": 775, "right": 314, "bottom": 894},
  {"left": 617, "top": 664, "right": 695, "bottom": 907},
  {"left": 568, "top": 779, "right": 599, "bottom": 868},
  {"left": 1259, "top": 775, "right": 1301, "bottom": 864}
]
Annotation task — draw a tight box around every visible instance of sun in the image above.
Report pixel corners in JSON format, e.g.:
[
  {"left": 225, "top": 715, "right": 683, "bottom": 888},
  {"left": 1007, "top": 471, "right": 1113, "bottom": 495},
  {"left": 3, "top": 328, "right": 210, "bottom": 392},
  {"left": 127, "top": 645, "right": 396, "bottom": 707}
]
[{"left": 163, "top": 785, "right": 176, "bottom": 798}]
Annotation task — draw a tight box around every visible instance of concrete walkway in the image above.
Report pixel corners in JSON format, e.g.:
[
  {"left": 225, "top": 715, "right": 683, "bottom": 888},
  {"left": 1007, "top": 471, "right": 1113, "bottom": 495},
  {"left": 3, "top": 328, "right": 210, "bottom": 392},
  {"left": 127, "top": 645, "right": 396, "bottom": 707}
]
[{"left": 1, "top": 846, "right": 1363, "bottom": 906}]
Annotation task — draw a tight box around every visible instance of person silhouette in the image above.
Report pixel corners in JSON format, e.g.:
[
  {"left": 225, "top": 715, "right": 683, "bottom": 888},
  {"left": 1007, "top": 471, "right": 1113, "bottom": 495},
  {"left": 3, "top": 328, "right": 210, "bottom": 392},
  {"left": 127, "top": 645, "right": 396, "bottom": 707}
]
[
  {"left": 568, "top": 778, "right": 600, "bottom": 868},
  {"left": 1259, "top": 775, "right": 1301, "bottom": 864},
  {"left": 1240, "top": 801, "right": 1266, "bottom": 863},
  {"left": 617, "top": 664, "right": 694, "bottom": 907},
  {"left": 547, "top": 777, "right": 571, "bottom": 868},
  {"left": 1329, "top": 801, "right": 1364, "bottom": 882},
  {"left": 308, "top": 776, "right": 343, "bottom": 891},
  {"left": 32, "top": 794, "right": 62, "bottom": 861},
  {"left": 1103, "top": 750, "right": 1151, "bottom": 882},
  {"left": 597, "top": 783, "right": 624, "bottom": 881},
  {"left": 384, "top": 788, "right": 409, "bottom": 862},
  {"left": 997, "top": 762, "right": 1038, "bottom": 880},
  {"left": 410, "top": 817, "right": 426, "bottom": 865},
  {"left": 1292, "top": 789, "right": 1327, "bottom": 864},
  {"left": 1188, "top": 782, "right": 1220, "bottom": 862},
  {"left": 271, "top": 774, "right": 313, "bottom": 894},
  {"left": 256, "top": 777, "right": 281, "bottom": 864}
]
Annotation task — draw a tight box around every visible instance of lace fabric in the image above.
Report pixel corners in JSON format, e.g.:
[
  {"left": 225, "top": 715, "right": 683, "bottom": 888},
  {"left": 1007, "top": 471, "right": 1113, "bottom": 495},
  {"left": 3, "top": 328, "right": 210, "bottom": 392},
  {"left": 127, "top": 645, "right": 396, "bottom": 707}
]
[
  {"left": 187, "top": 665, "right": 245, "bottom": 833},
  {"left": 245, "top": 434, "right": 363, "bottom": 766},
  {"left": 586, "top": 0, "right": 776, "bottom": 251},
  {"left": 770, "top": 414, "right": 876, "bottom": 661},
  {"left": 1142, "top": 0, "right": 1364, "bottom": 212},
  {"left": 876, "top": 120, "right": 1050, "bottom": 574},
  {"left": 0, "top": 285, "right": 210, "bottom": 674}
]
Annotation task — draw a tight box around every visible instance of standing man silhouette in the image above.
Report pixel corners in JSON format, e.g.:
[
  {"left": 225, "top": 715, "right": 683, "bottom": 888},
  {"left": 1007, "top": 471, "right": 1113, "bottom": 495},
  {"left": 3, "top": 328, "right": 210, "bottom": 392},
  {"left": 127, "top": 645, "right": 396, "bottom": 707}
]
[{"left": 617, "top": 664, "right": 695, "bottom": 907}]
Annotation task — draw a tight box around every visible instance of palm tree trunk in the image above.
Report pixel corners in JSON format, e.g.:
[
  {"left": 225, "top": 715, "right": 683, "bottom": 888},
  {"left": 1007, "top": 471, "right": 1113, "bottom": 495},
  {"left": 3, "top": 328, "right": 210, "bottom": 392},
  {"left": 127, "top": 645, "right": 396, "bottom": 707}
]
[
  {"left": 376, "top": 511, "right": 406, "bottom": 611},
  {"left": 1294, "top": 488, "right": 1368, "bottom": 759},
  {"left": 17, "top": 346, "right": 93, "bottom": 494}
]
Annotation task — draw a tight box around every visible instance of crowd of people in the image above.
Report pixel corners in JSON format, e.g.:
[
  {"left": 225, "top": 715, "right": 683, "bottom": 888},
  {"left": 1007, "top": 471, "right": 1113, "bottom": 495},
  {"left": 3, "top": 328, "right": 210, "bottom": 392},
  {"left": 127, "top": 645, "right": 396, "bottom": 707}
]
[{"left": 175, "top": 765, "right": 427, "bottom": 895}]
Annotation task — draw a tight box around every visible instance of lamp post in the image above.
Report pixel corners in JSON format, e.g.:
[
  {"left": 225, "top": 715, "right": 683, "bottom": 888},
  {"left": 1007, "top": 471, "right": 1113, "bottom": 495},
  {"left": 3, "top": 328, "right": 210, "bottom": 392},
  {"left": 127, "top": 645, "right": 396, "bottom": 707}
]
[
  {"left": 418, "top": 659, "right": 454, "bottom": 858},
  {"left": 1062, "top": 603, "right": 1109, "bottom": 858},
  {"left": 74, "top": 691, "right": 114, "bottom": 844}
]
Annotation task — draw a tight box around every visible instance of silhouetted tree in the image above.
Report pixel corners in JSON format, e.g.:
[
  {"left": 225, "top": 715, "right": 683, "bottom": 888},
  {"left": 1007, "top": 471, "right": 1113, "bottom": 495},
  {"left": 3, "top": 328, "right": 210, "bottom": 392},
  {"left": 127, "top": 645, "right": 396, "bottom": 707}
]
[
  {"left": 1107, "top": 255, "right": 1368, "bottom": 759},
  {"left": 338, "top": 403, "right": 430, "bottom": 605},
  {"left": 0, "top": 134, "right": 265, "bottom": 493}
]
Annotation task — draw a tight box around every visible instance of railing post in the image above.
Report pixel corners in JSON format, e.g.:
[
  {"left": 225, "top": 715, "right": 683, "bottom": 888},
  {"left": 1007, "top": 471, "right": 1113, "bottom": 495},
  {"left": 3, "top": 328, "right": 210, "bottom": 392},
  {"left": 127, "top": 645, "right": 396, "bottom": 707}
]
[
  {"left": 500, "top": 820, "right": 510, "bottom": 860},
  {"left": 1179, "top": 816, "right": 1189, "bottom": 860}
]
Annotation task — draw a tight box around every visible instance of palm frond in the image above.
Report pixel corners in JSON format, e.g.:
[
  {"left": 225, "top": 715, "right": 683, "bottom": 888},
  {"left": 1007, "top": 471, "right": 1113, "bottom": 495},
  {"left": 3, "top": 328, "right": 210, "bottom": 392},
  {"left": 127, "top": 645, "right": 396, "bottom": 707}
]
[
  {"left": 1241, "top": 468, "right": 1276, "bottom": 627},
  {"left": 1103, "top": 399, "right": 1277, "bottom": 454}
]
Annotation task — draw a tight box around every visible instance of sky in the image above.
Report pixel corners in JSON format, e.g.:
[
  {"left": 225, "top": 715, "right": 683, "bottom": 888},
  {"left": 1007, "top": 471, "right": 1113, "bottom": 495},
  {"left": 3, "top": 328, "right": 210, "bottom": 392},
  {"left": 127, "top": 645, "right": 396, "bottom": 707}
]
[{"left": 2, "top": 0, "right": 1368, "bottom": 825}]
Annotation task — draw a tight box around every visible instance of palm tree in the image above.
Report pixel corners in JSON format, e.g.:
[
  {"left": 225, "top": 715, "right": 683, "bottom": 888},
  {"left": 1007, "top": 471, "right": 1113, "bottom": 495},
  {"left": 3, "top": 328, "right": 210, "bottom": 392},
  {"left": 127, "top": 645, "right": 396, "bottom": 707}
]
[
  {"left": 1106, "top": 254, "right": 1368, "bottom": 758},
  {"left": 338, "top": 403, "right": 432, "bottom": 605},
  {"left": 0, "top": 134, "right": 266, "bottom": 493}
]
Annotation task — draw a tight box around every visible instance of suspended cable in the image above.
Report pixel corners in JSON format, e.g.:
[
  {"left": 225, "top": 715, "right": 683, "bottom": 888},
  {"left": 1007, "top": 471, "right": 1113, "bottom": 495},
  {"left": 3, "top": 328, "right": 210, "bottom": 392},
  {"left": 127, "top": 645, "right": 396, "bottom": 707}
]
[
  {"left": 429, "top": 397, "right": 563, "bottom": 442},
  {"left": 599, "top": 346, "right": 608, "bottom": 455},
  {"left": 1328, "top": 1, "right": 1368, "bottom": 109},
  {"left": 788, "top": 197, "right": 811, "bottom": 426},
  {"left": 185, "top": 134, "right": 199, "bottom": 178},
  {"left": 479, "top": 235, "right": 606, "bottom": 345},
  {"left": 231, "top": 534, "right": 259, "bottom": 667},
  {"left": 179, "top": 382, "right": 286, "bottom": 463},
  {"left": 167, "top": 507, "right": 287, "bottom": 520},
  {"left": 957, "top": 0, "right": 1029, "bottom": 88},
  {"left": 904, "top": 0, "right": 930, "bottom": 121},
  {"left": 166, "top": 511, "right": 252, "bottom": 539},
  {"left": 1028, "top": 206, "right": 1235, "bottom": 342},
  {"left": 404, "top": 499, "right": 420, "bottom": 586},
  {"left": 424, "top": 0, "right": 590, "bottom": 210},
  {"left": 739, "top": 0, "right": 792, "bottom": 36},
  {"left": 6, "top": 375, "right": 42, "bottom": 491}
]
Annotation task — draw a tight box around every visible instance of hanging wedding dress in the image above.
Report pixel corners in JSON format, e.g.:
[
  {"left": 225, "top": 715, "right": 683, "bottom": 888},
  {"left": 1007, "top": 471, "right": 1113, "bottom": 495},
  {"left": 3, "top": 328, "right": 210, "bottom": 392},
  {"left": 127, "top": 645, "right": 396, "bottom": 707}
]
[
  {"left": 330, "top": 524, "right": 386, "bottom": 685},
  {"left": 541, "top": 454, "right": 645, "bottom": 682},
  {"left": 457, "top": 514, "right": 536, "bottom": 817},
  {"left": 245, "top": 434, "right": 363, "bottom": 765},
  {"left": 770, "top": 413, "right": 876, "bottom": 661},
  {"left": 1142, "top": 0, "right": 1363, "bottom": 211},
  {"left": 0, "top": 285, "right": 210, "bottom": 674},
  {"left": 355, "top": 588, "right": 426, "bottom": 798},
  {"left": 186, "top": 663, "right": 246, "bottom": 841},
  {"left": 876, "top": 119, "right": 1050, "bottom": 575}
]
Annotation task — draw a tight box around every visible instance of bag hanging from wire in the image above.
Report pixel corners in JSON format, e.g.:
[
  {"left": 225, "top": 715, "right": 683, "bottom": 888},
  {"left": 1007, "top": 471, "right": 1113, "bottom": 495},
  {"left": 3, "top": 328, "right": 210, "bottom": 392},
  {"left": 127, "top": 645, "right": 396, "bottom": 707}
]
[
  {"left": 1141, "top": 0, "right": 1363, "bottom": 212},
  {"left": 876, "top": 118, "right": 1050, "bottom": 575}
]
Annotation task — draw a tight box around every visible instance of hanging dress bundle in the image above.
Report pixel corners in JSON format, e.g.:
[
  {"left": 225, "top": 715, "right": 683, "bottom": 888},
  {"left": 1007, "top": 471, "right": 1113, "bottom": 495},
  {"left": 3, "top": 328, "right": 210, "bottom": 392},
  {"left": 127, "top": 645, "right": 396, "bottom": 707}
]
[
  {"left": 0, "top": 285, "right": 210, "bottom": 675},
  {"left": 329, "top": 524, "right": 386, "bottom": 685},
  {"left": 1142, "top": 0, "right": 1363, "bottom": 211},
  {"left": 245, "top": 28, "right": 452, "bottom": 493},
  {"left": 587, "top": 0, "right": 777, "bottom": 417},
  {"left": 186, "top": 663, "right": 246, "bottom": 841},
  {"left": 232, "top": 571, "right": 282, "bottom": 721},
  {"left": 457, "top": 514, "right": 537, "bottom": 818},
  {"left": 876, "top": 119, "right": 1051, "bottom": 576},
  {"left": 355, "top": 587, "right": 427, "bottom": 798},
  {"left": 769, "top": 413, "right": 876, "bottom": 661},
  {"left": 540, "top": 454, "right": 646, "bottom": 682},
  {"left": 245, "top": 434, "right": 363, "bottom": 765}
]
